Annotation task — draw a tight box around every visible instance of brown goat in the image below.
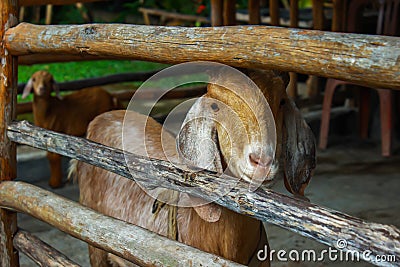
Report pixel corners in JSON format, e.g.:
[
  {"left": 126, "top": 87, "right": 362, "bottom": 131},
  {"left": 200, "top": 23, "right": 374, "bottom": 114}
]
[
  {"left": 74, "top": 68, "right": 315, "bottom": 266},
  {"left": 22, "top": 70, "right": 121, "bottom": 188}
]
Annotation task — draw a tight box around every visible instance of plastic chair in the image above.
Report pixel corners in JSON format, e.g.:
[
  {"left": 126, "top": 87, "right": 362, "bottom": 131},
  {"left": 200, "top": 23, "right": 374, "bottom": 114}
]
[{"left": 319, "top": 0, "right": 399, "bottom": 157}]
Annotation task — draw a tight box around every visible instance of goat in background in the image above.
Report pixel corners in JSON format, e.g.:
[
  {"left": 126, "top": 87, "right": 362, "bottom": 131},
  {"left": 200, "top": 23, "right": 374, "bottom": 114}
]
[{"left": 22, "top": 70, "right": 121, "bottom": 188}]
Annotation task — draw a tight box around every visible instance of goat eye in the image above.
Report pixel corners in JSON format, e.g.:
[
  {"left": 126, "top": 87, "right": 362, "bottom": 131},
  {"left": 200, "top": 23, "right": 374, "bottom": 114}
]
[
  {"left": 211, "top": 103, "right": 219, "bottom": 112},
  {"left": 280, "top": 99, "right": 286, "bottom": 107},
  {"left": 32, "top": 78, "right": 36, "bottom": 82}
]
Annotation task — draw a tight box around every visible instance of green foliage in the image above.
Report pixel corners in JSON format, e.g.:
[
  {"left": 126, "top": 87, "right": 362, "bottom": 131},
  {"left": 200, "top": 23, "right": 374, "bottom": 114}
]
[{"left": 18, "top": 60, "right": 166, "bottom": 84}]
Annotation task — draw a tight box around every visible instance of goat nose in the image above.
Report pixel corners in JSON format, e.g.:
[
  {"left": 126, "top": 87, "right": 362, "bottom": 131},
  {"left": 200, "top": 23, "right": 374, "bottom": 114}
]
[{"left": 249, "top": 153, "right": 272, "bottom": 168}]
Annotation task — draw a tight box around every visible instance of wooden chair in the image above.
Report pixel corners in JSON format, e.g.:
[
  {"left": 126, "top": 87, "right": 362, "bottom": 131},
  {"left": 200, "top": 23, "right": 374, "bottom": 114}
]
[{"left": 319, "top": 0, "right": 399, "bottom": 156}]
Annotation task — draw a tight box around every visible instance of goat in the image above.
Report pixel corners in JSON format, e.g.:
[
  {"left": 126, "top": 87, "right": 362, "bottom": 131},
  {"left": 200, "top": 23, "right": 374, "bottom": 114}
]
[
  {"left": 22, "top": 70, "right": 121, "bottom": 188},
  {"left": 73, "top": 67, "right": 315, "bottom": 266}
]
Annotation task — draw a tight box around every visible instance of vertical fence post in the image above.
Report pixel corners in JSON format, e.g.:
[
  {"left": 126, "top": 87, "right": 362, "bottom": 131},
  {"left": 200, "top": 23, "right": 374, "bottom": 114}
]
[
  {"left": 223, "top": 0, "right": 236, "bottom": 26},
  {"left": 211, "top": 0, "right": 223, "bottom": 26},
  {"left": 0, "top": 0, "right": 19, "bottom": 266},
  {"left": 269, "top": 0, "right": 279, "bottom": 26},
  {"left": 248, "top": 0, "right": 261, "bottom": 24}
]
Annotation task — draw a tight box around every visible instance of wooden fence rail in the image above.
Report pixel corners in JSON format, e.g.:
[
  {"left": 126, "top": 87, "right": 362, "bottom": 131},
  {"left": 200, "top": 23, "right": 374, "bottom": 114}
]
[
  {"left": 0, "top": 181, "right": 242, "bottom": 267},
  {"left": 5, "top": 23, "right": 400, "bottom": 90},
  {"left": 13, "top": 230, "right": 80, "bottom": 267},
  {"left": 16, "top": 70, "right": 161, "bottom": 94},
  {"left": 7, "top": 120, "right": 400, "bottom": 267}
]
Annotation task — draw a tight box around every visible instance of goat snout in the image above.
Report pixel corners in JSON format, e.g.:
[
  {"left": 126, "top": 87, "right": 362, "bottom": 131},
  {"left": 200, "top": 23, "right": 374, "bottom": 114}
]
[
  {"left": 240, "top": 145, "right": 274, "bottom": 183},
  {"left": 35, "top": 85, "right": 46, "bottom": 96}
]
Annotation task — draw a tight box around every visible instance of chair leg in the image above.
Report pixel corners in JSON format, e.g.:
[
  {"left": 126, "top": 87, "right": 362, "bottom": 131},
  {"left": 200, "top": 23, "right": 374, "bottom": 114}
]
[
  {"left": 319, "top": 79, "right": 341, "bottom": 149},
  {"left": 359, "top": 89, "right": 371, "bottom": 140},
  {"left": 377, "top": 89, "right": 392, "bottom": 157}
]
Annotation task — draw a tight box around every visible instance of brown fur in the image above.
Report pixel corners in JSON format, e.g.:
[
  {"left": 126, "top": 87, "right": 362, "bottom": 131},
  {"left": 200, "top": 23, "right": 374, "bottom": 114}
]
[{"left": 76, "top": 69, "right": 295, "bottom": 266}]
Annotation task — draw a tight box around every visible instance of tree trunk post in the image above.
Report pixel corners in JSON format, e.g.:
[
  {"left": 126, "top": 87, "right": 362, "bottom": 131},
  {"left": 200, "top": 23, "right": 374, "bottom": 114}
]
[{"left": 0, "top": 0, "right": 19, "bottom": 266}]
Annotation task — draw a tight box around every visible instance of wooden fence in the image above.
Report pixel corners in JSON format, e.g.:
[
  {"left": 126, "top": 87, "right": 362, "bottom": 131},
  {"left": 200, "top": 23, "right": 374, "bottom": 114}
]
[{"left": 1, "top": 0, "right": 400, "bottom": 267}]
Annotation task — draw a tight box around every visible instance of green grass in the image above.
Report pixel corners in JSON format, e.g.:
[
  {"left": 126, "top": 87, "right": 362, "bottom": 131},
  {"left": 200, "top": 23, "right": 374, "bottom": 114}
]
[{"left": 18, "top": 60, "right": 167, "bottom": 84}]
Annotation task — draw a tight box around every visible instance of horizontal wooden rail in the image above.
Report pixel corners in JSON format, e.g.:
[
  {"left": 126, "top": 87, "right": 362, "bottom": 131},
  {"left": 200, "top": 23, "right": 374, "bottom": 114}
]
[
  {"left": 20, "top": 0, "right": 107, "bottom": 7},
  {"left": 7, "top": 121, "right": 400, "bottom": 267},
  {"left": 0, "top": 181, "right": 243, "bottom": 267},
  {"left": 5, "top": 23, "right": 400, "bottom": 90},
  {"left": 16, "top": 85, "right": 206, "bottom": 115},
  {"left": 138, "top": 7, "right": 210, "bottom": 23},
  {"left": 16, "top": 70, "right": 161, "bottom": 94},
  {"left": 13, "top": 230, "right": 80, "bottom": 267}
]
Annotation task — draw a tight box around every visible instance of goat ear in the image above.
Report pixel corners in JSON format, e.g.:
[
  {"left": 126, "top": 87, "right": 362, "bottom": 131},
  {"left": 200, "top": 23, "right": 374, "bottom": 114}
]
[
  {"left": 52, "top": 80, "right": 61, "bottom": 99},
  {"left": 177, "top": 96, "right": 223, "bottom": 222},
  {"left": 282, "top": 98, "right": 316, "bottom": 200},
  {"left": 22, "top": 78, "right": 33, "bottom": 99}
]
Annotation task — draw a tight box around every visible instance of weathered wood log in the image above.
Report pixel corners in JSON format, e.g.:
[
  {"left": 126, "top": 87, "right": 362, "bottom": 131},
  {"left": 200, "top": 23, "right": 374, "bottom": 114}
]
[
  {"left": 13, "top": 230, "right": 80, "bottom": 267},
  {"left": 7, "top": 121, "right": 400, "bottom": 267},
  {"left": 111, "top": 85, "right": 206, "bottom": 102},
  {"left": 0, "top": 1, "right": 19, "bottom": 266},
  {"left": 17, "top": 70, "right": 160, "bottom": 94},
  {"left": 0, "top": 181, "right": 244, "bottom": 267},
  {"left": 16, "top": 85, "right": 206, "bottom": 115},
  {"left": 20, "top": 0, "right": 107, "bottom": 7},
  {"left": 5, "top": 23, "right": 400, "bottom": 90}
]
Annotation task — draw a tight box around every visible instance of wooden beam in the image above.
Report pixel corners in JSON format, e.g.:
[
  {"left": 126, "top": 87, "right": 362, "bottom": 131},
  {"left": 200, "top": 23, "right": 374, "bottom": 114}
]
[
  {"left": 312, "top": 0, "right": 324, "bottom": 30},
  {"left": 20, "top": 0, "right": 107, "bottom": 7},
  {"left": 0, "top": 0, "right": 18, "bottom": 266},
  {"left": 6, "top": 121, "right": 400, "bottom": 266},
  {"left": 16, "top": 85, "right": 206, "bottom": 115},
  {"left": 211, "top": 0, "right": 223, "bottom": 26},
  {"left": 248, "top": 0, "right": 261, "bottom": 24},
  {"left": 288, "top": 0, "right": 299, "bottom": 98},
  {"left": 332, "top": 0, "right": 345, "bottom": 32},
  {"left": 5, "top": 23, "right": 400, "bottom": 90},
  {"left": 138, "top": 8, "right": 209, "bottom": 24},
  {"left": 269, "top": 0, "right": 279, "bottom": 25},
  {"left": 289, "top": 0, "right": 298, "bottom": 27},
  {"left": 17, "top": 70, "right": 160, "bottom": 94},
  {"left": 223, "top": 0, "right": 236, "bottom": 26},
  {"left": 0, "top": 181, "right": 244, "bottom": 267},
  {"left": 13, "top": 230, "right": 80, "bottom": 267}
]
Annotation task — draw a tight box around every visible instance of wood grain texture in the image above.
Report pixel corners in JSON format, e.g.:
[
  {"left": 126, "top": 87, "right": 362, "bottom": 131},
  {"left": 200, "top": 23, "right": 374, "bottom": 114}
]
[
  {"left": 0, "top": 1, "right": 18, "bottom": 266},
  {"left": 0, "top": 181, "right": 244, "bottom": 267},
  {"left": 5, "top": 23, "right": 400, "bottom": 90},
  {"left": 7, "top": 121, "right": 400, "bottom": 267},
  {"left": 13, "top": 230, "right": 80, "bottom": 267}
]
